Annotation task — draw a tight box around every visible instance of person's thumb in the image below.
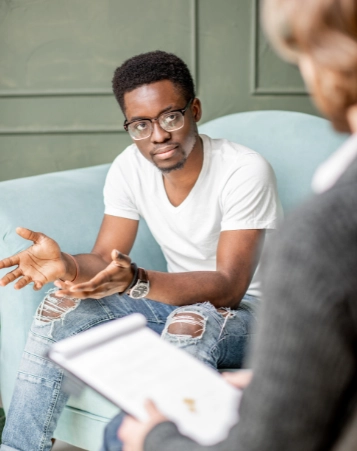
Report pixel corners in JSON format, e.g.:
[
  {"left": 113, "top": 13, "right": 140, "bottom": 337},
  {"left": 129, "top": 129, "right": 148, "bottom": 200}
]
[
  {"left": 145, "top": 400, "right": 167, "bottom": 421},
  {"left": 16, "top": 227, "right": 46, "bottom": 244},
  {"left": 111, "top": 249, "right": 131, "bottom": 268}
]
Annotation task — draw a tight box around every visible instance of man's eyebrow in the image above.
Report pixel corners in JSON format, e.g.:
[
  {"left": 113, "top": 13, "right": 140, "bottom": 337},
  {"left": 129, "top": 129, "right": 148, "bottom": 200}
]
[{"left": 128, "top": 104, "right": 175, "bottom": 122}]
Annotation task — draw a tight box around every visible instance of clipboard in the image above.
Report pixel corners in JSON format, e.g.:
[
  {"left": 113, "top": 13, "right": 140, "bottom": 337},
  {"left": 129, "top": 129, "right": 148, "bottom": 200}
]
[{"left": 48, "top": 313, "right": 241, "bottom": 446}]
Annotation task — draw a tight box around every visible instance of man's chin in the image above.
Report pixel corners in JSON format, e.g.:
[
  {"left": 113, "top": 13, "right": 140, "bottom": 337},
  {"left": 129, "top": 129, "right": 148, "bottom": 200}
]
[{"left": 156, "top": 158, "right": 187, "bottom": 174}]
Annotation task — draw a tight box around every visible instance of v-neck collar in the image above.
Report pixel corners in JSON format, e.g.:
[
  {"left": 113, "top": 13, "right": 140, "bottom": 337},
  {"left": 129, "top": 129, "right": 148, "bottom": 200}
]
[{"left": 156, "top": 134, "right": 210, "bottom": 212}]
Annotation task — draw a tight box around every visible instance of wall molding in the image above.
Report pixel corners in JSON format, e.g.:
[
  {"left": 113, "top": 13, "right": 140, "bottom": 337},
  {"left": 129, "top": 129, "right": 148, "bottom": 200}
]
[
  {"left": 0, "top": 0, "right": 199, "bottom": 137},
  {"left": 0, "top": 126, "right": 125, "bottom": 135},
  {"left": 191, "top": 0, "right": 199, "bottom": 93},
  {"left": 0, "top": 0, "right": 199, "bottom": 100},
  {"left": 251, "top": 0, "right": 307, "bottom": 96},
  {"left": 0, "top": 89, "right": 113, "bottom": 98}
]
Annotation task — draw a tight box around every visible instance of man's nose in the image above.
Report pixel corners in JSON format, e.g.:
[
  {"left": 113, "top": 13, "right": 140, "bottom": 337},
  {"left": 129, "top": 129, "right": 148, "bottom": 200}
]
[{"left": 150, "top": 120, "right": 171, "bottom": 143}]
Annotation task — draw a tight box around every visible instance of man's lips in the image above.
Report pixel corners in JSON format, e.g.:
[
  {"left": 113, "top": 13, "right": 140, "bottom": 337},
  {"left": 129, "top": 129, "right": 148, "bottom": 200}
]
[{"left": 152, "top": 145, "right": 178, "bottom": 160}]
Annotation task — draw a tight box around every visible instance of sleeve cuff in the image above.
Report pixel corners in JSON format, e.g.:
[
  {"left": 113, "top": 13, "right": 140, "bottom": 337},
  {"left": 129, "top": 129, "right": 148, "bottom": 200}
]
[
  {"left": 104, "top": 207, "right": 140, "bottom": 220},
  {"left": 221, "top": 218, "right": 281, "bottom": 231}
]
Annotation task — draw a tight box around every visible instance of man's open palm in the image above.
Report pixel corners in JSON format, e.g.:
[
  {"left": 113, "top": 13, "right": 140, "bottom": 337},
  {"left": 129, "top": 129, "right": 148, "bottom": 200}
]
[{"left": 0, "top": 227, "right": 65, "bottom": 290}]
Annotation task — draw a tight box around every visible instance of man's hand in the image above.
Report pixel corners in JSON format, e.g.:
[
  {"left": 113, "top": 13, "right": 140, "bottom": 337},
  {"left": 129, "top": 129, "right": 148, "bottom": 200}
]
[
  {"left": 118, "top": 400, "right": 168, "bottom": 451},
  {"left": 0, "top": 227, "right": 66, "bottom": 291},
  {"left": 222, "top": 369, "right": 253, "bottom": 389},
  {"left": 54, "top": 249, "right": 134, "bottom": 299}
]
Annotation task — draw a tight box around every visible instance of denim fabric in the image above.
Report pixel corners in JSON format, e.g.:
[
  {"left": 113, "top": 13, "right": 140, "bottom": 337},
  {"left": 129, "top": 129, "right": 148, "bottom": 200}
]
[
  {"left": 0, "top": 292, "right": 258, "bottom": 451},
  {"left": 100, "top": 411, "right": 126, "bottom": 451},
  {"left": 161, "top": 295, "right": 257, "bottom": 370}
]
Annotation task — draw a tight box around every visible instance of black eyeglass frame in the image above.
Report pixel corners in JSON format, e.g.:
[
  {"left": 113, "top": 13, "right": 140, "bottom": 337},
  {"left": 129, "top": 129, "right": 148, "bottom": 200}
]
[{"left": 123, "top": 98, "right": 194, "bottom": 135}]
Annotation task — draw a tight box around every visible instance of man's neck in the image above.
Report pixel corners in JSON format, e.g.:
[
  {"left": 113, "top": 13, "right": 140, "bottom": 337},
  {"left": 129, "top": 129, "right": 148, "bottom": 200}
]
[
  {"left": 163, "top": 137, "right": 203, "bottom": 187},
  {"left": 162, "top": 137, "right": 204, "bottom": 206}
]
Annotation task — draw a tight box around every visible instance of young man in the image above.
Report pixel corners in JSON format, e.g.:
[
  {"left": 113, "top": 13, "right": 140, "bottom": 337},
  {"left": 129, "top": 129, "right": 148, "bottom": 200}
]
[{"left": 0, "top": 50, "right": 282, "bottom": 451}]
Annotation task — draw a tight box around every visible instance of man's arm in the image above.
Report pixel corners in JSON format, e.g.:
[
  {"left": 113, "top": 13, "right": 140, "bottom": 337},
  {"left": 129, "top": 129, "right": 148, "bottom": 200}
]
[
  {"left": 145, "top": 229, "right": 264, "bottom": 308},
  {"left": 60, "top": 228, "right": 264, "bottom": 308},
  {"left": 0, "top": 215, "right": 138, "bottom": 293},
  {"left": 63, "top": 215, "right": 139, "bottom": 280}
]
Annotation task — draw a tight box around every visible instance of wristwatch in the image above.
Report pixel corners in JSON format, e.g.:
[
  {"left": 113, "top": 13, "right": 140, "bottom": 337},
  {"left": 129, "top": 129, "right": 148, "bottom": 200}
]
[{"left": 127, "top": 267, "right": 150, "bottom": 299}]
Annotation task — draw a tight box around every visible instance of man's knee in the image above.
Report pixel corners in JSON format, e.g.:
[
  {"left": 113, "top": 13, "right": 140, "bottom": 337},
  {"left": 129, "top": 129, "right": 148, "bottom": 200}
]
[
  {"left": 35, "top": 288, "right": 80, "bottom": 325},
  {"left": 165, "top": 310, "right": 206, "bottom": 338},
  {"left": 163, "top": 303, "right": 240, "bottom": 340}
]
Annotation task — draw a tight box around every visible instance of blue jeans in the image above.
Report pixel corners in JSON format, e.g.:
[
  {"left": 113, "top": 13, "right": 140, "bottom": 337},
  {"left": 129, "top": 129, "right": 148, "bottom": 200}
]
[{"left": 0, "top": 290, "right": 258, "bottom": 451}]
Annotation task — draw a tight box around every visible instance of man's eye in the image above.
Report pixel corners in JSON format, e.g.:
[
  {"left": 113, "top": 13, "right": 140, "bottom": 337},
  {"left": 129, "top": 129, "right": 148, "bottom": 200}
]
[
  {"left": 133, "top": 122, "right": 148, "bottom": 131},
  {"left": 165, "top": 113, "right": 179, "bottom": 123}
]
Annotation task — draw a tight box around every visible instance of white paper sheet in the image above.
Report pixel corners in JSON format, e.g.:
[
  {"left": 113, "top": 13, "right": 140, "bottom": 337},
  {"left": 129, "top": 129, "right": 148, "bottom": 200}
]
[{"left": 49, "top": 313, "right": 241, "bottom": 446}]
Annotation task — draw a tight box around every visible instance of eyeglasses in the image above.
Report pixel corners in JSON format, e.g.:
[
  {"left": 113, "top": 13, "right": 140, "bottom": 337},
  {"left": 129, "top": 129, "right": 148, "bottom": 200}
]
[{"left": 123, "top": 98, "right": 193, "bottom": 141}]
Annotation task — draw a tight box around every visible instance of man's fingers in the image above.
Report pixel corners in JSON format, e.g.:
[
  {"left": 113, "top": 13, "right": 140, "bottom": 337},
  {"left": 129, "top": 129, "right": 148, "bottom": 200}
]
[
  {"left": 69, "top": 271, "right": 110, "bottom": 293},
  {"left": 33, "top": 282, "right": 43, "bottom": 291},
  {"left": 0, "top": 268, "right": 23, "bottom": 287},
  {"left": 111, "top": 249, "right": 131, "bottom": 268},
  {"left": 0, "top": 254, "right": 20, "bottom": 271},
  {"left": 54, "top": 279, "right": 70, "bottom": 290},
  {"left": 14, "top": 275, "right": 32, "bottom": 290},
  {"left": 16, "top": 227, "right": 45, "bottom": 244}
]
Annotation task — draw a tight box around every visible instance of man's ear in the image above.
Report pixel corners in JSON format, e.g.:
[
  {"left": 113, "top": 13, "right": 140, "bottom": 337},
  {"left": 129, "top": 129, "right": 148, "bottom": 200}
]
[{"left": 191, "top": 98, "right": 202, "bottom": 122}]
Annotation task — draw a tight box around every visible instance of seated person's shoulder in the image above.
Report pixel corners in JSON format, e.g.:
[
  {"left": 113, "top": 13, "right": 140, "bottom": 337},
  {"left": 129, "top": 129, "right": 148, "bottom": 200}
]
[{"left": 203, "top": 134, "right": 275, "bottom": 180}]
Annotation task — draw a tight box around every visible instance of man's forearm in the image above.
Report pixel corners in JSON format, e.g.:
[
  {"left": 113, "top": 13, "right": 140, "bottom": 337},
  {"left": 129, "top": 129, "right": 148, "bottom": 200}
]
[
  {"left": 61, "top": 252, "right": 109, "bottom": 283},
  {"left": 146, "top": 270, "right": 250, "bottom": 308}
]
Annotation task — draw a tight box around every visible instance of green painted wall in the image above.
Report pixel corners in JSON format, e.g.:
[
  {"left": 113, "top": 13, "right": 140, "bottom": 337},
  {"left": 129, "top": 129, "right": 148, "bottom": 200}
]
[{"left": 0, "top": 0, "right": 318, "bottom": 181}]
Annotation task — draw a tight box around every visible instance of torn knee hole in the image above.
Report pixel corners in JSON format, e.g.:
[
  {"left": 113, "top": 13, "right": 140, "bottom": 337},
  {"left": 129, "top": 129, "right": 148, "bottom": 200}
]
[
  {"left": 35, "top": 290, "right": 80, "bottom": 323},
  {"left": 167, "top": 312, "right": 205, "bottom": 338},
  {"left": 217, "top": 308, "right": 235, "bottom": 318}
]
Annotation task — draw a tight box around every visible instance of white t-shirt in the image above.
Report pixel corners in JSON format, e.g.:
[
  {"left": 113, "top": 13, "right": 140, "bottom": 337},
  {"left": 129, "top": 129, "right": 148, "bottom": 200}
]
[{"left": 104, "top": 134, "right": 283, "bottom": 298}]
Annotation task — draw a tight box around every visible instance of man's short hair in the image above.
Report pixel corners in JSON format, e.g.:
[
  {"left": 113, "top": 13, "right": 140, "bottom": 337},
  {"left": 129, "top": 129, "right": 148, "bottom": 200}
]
[{"left": 112, "top": 50, "right": 196, "bottom": 113}]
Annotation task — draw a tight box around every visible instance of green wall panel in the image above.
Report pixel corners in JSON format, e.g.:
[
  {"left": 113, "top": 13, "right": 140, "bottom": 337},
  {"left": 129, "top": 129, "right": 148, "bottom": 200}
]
[
  {"left": 254, "top": 1, "right": 306, "bottom": 94},
  {"left": 0, "top": 96, "right": 123, "bottom": 131},
  {"left": 0, "top": 0, "right": 195, "bottom": 92},
  {"left": 0, "top": 0, "right": 318, "bottom": 181},
  {"left": 0, "top": 134, "right": 131, "bottom": 179}
]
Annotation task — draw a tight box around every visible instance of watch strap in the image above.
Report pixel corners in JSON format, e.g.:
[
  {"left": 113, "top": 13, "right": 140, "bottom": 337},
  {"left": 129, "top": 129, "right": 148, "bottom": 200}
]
[
  {"left": 118, "top": 262, "right": 138, "bottom": 295},
  {"left": 127, "top": 267, "right": 150, "bottom": 298},
  {"left": 136, "top": 267, "right": 148, "bottom": 284}
]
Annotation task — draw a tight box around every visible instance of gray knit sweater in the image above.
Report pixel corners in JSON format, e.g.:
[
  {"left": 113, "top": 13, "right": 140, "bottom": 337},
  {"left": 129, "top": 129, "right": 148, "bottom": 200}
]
[{"left": 145, "top": 155, "right": 357, "bottom": 451}]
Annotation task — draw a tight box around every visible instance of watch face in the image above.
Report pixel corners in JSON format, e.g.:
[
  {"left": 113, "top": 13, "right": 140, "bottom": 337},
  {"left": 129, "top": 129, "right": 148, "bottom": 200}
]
[{"left": 130, "top": 281, "right": 150, "bottom": 299}]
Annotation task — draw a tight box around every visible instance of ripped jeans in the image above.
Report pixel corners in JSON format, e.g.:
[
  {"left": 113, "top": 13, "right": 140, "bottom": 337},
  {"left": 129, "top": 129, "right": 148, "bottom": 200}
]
[{"left": 0, "top": 290, "right": 258, "bottom": 451}]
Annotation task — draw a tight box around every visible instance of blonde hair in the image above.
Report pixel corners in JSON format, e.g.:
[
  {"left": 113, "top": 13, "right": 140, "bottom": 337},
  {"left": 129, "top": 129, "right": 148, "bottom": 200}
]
[{"left": 262, "top": 0, "right": 357, "bottom": 132}]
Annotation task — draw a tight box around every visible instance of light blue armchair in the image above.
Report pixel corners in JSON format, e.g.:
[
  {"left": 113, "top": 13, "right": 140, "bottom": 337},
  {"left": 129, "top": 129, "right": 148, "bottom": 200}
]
[{"left": 0, "top": 111, "right": 347, "bottom": 450}]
